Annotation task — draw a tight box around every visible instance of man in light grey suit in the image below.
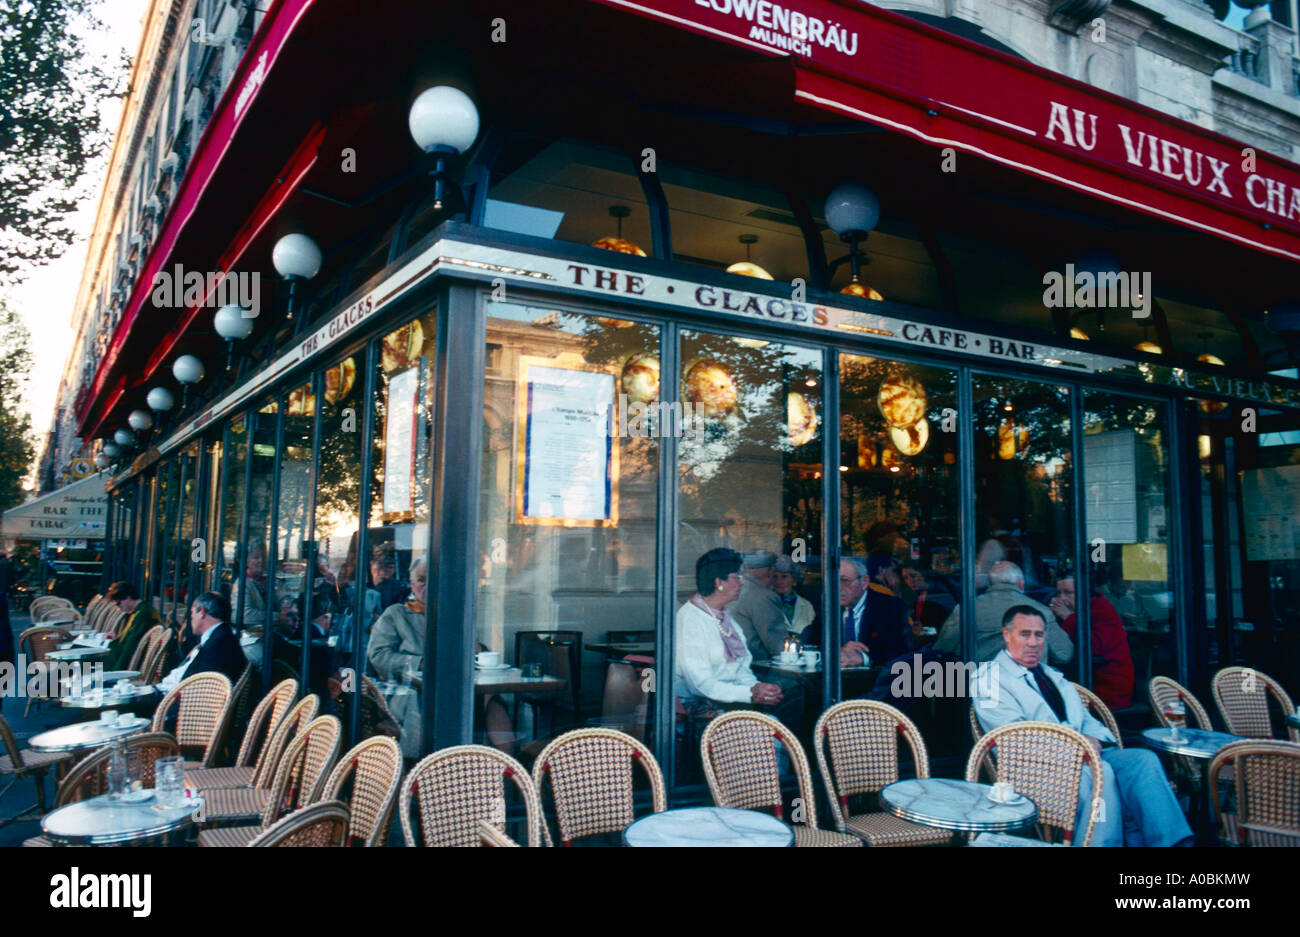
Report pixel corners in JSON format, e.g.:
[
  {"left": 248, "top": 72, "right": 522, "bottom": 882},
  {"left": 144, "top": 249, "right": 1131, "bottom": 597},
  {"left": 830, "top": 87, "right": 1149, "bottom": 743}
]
[
  {"left": 975, "top": 605, "right": 1192, "bottom": 847},
  {"left": 728, "top": 551, "right": 788, "bottom": 661}
]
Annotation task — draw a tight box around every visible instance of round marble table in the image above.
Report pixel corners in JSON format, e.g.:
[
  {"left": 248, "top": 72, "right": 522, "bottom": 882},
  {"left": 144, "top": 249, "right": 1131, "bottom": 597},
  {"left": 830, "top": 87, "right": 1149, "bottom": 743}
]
[
  {"left": 1141, "top": 728, "right": 1243, "bottom": 760},
  {"left": 624, "top": 807, "right": 794, "bottom": 847},
  {"left": 45, "top": 646, "right": 111, "bottom": 662},
  {"left": 879, "top": 778, "right": 1038, "bottom": 843},
  {"left": 42, "top": 791, "right": 203, "bottom": 845},
  {"left": 27, "top": 716, "right": 151, "bottom": 753},
  {"left": 61, "top": 684, "right": 157, "bottom": 709}
]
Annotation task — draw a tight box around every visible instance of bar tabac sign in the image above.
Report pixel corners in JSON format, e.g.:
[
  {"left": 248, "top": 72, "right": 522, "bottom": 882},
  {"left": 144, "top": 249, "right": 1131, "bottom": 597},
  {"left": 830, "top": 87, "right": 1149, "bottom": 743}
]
[{"left": 599, "top": 0, "right": 1300, "bottom": 259}]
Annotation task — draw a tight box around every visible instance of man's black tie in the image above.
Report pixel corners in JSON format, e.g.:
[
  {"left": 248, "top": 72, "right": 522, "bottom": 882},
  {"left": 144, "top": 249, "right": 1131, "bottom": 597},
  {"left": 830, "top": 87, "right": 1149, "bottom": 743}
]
[{"left": 1030, "top": 665, "right": 1068, "bottom": 722}]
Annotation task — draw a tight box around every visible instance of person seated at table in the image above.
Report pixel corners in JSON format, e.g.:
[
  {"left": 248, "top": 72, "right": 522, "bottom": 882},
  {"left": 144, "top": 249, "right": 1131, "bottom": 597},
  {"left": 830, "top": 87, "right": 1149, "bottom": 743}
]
[
  {"left": 771, "top": 555, "right": 815, "bottom": 636},
  {"left": 103, "top": 581, "right": 161, "bottom": 672},
  {"left": 155, "top": 592, "right": 245, "bottom": 694},
  {"left": 366, "top": 557, "right": 428, "bottom": 757},
  {"left": 228, "top": 540, "right": 269, "bottom": 630},
  {"left": 728, "top": 550, "right": 788, "bottom": 661},
  {"left": 675, "top": 549, "right": 785, "bottom": 713},
  {"left": 1050, "top": 575, "right": 1134, "bottom": 710},
  {"left": 935, "top": 561, "right": 1073, "bottom": 666},
  {"left": 369, "top": 544, "right": 408, "bottom": 612},
  {"left": 974, "top": 606, "right": 1192, "bottom": 847},
  {"left": 898, "top": 564, "right": 953, "bottom": 634}
]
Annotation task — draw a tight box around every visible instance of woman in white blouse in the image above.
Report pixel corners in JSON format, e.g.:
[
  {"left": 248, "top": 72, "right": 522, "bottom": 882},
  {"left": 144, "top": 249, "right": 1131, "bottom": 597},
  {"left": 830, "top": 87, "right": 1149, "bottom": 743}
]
[{"left": 675, "top": 548, "right": 784, "bottom": 707}]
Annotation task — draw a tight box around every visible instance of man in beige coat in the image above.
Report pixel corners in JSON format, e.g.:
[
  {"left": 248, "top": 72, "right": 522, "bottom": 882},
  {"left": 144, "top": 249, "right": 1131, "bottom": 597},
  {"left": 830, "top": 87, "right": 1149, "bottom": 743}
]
[
  {"left": 366, "top": 557, "right": 426, "bottom": 757},
  {"left": 728, "top": 551, "right": 789, "bottom": 661},
  {"left": 935, "top": 561, "right": 1074, "bottom": 665}
]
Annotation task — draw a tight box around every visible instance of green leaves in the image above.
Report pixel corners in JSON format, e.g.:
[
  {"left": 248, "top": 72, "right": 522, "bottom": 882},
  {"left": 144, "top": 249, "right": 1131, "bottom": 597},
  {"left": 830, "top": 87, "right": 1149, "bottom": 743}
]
[{"left": 0, "top": 299, "right": 34, "bottom": 512}]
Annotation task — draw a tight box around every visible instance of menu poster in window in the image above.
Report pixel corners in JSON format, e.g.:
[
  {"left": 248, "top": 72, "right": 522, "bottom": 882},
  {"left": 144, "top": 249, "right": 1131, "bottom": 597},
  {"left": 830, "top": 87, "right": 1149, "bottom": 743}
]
[
  {"left": 516, "top": 357, "right": 618, "bottom": 526},
  {"left": 381, "top": 364, "right": 421, "bottom": 522},
  {"left": 1242, "top": 464, "right": 1300, "bottom": 560}
]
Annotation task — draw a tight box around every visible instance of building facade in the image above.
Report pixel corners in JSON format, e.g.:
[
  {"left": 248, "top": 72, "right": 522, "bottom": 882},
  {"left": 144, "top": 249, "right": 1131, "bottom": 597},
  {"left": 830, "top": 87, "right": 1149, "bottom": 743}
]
[{"left": 44, "top": 0, "right": 1300, "bottom": 790}]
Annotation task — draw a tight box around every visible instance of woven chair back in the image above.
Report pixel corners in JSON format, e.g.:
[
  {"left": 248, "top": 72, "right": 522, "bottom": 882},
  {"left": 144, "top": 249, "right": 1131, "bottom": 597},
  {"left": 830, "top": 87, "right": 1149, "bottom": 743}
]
[
  {"left": 1210, "top": 740, "right": 1300, "bottom": 846},
  {"left": 321, "top": 736, "right": 403, "bottom": 847},
  {"left": 532, "top": 728, "right": 666, "bottom": 846},
  {"left": 1212, "top": 667, "right": 1294, "bottom": 740},
  {"left": 1148, "top": 676, "right": 1212, "bottom": 730},
  {"left": 402, "top": 744, "right": 543, "bottom": 847},
  {"left": 813, "top": 700, "right": 930, "bottom": 830},
  {"left": 55, "top": 733, "right": 180, "bottom": 806},
  {"left": 137, "top": 629, "right": 173, "bottom": 684},
  {"left": 477, "top": 820, "right": 519, "bottom": 846},
  {"left": 1071, "top": 682, "right": 1123, "bottom": 748},
  {"left": 126, "top": 626, "right": 164, "bottom": 673},
  {"left": 700, "top": 710, "right": 821, "bottom": 828},
  {"left": 0, "top": 714, "right": 27, "bottom": 772},
  {"left": 965, "top": 720, "right": 1102, "bottom": 846},
  {"left": 19, "top": 626, "right": 73, "bottom": 662},
  {"left": 260, "top": 715, "right": 342, "bottom": 827},
  {"left": 251, "top": 694, "right": 319, "bottom": 788},
  {"left": 151, "top": 672, "right": 233, "bottom": 761},
  {"left": 248, "top": 800, "right": 350, "bottom": 847},
  {"left": 236, "top": 678, "right": 299, "bottom": 768},
  {"left": 204, "top": 665, "right": 252, "bottom": 768}
]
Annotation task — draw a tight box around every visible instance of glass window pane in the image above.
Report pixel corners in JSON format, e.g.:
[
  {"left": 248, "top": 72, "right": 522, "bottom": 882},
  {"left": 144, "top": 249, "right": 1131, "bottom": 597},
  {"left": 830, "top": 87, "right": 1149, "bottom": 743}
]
[
  {"left": 364, "top": 307, "right": 438, "bottom": 759},
  {"left": 1081, "top": 393, "right": 1165, "bottom": 711},
  {"left": 268, "top": 383, "right": 315, "bottom": 686},
  {"left": 231, "top": 402, "right": 277, "bottom": 657},
  {"left": 969, "top": 376, "right": 1076, "bottom": 672},
  {"left": 474, "top": 302, "right": 660, "bottom": 785},
  {"left": 840, "top": 355, "right": 960, "bottom": 712},
  {"left": 674, "top": 330, "right": 822, "bottom": 790},
  {"left": 219, "top": 416, "right": 248, "bottom": 602}
]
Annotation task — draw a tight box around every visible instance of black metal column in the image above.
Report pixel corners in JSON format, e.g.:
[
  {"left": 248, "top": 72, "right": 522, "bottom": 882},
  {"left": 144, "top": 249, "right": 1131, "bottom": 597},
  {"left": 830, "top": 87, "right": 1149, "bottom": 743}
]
[
  {"left": 653, "top": 320, "right": 680, "bottom": 797},
  {"left": 349, "top": 339, "right": 380, "bottom": 747},
  {"left": 1069, "top": 385, "right": 1092, "bottom": 686},
  {"left": 957, "top": 367, "right": 977, "bottom": 666},
  {"left": 822, "top": 347, "right": 840, "bottom": 710}
]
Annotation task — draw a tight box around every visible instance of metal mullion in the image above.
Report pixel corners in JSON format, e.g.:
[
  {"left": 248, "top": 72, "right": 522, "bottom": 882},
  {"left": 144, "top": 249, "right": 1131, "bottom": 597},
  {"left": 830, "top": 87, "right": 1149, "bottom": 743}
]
[
  {"left": 234, "top": 414, "right": 258, "bottom": 687},
  {"left": 262, "top": 402, "right": 287, "bottom": 690},
  {"left": 957, "top": 366, "right": 977, "bottom": 667},
  {"left": 1070, "top": 385, "right": 1092, "bottom": 688},
  {"left": 129, "top": 478, "right": 145, "bottom": 590},
  {"left": 350, "top": 338, "right": 380, "bottom": 747},
  {"left": 211, "top": 428, "right": 231, "bottom": 592},
  {"left": 170, "top": 454, "right": 190, "bottom": 635},
  {"left": 103, "top": 487, "right": 116, "bottom": 590},
  {"left": 1168, "top": 398, "right": 1199, "bottom": 692},
  {"left": 301, "top": 370, "right": 324, "bottom": 690},
  {"left": 822, "top": 346, "right": 840, "bottom": 710},
  {"left": 655, "top": 319, "right": 680, "bottom": 798},
  {"left": 156, "top": 460, "right": 178, "bottom": 621},
  {"left": 188, "top": 441, "right": 212, "bottom": 611}
]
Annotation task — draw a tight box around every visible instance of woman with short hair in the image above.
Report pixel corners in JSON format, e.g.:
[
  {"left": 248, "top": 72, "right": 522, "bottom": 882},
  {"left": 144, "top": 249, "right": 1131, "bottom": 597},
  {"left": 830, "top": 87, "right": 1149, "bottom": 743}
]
[{"left": 365, "top": 557, "right": 428, "bottom": 757}]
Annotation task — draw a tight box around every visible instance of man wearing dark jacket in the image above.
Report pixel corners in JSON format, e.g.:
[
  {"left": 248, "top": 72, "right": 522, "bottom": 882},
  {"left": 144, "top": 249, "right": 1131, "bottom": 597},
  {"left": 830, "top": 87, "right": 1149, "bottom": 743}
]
[{"left": 156, "top": 591, "right": 245, "bottom": 693}]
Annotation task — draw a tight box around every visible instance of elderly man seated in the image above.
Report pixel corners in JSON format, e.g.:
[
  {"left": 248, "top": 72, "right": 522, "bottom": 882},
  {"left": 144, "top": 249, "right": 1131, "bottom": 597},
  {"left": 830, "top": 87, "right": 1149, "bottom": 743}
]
[{"left": 974, "top": 606, "right": 1192, "bottom": 846}]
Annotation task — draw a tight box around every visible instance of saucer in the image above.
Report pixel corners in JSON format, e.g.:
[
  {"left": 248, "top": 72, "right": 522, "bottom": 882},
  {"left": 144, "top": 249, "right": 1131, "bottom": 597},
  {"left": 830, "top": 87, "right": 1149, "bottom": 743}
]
[{"left": 474, "top": 662, "right": 510, "bottom": 671}]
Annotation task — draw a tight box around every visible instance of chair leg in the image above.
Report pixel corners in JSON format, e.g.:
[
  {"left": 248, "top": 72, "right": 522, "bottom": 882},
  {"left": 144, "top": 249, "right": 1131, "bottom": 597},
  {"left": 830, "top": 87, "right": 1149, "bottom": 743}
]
[
  {"left": 23, "top": 696, "right": 32, "bottom": 719},
  {"left": 34, "top": 770, "right": 47, "bottom": 812}
]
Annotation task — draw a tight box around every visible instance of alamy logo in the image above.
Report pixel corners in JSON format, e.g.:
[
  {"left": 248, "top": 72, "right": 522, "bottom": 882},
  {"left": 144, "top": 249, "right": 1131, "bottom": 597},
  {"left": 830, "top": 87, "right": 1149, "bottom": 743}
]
[
  {"left": 607, "top": 394, "right": 707, "bottom": 444},
  {"left": 50, "top": 868, "right": 151, "bottom": 917},
  {"left": 0, "top": 655, "right": 100, "bottom": 698},
  {"left": 1041, "top": 264, "right": 1151, "bottom": 318},
  {"left": 151, "top": 264, "right": 260, "bottom": 316}
]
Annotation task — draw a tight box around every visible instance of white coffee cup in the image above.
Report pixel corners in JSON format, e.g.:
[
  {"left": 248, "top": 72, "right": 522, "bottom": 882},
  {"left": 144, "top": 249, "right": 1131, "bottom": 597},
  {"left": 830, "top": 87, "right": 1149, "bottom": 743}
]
[
  {"left": 115, "top": 679, "right": 131, "bottom": 692},
  {"left": 117, "top": 712, "right": 136, "bottom": 726},
  {"left": 475, "top": 651, "right": 501, "bottom": 668},
  {"left": 775, "top": 650, "right": 796, "bottom": 664},
  {"left": 100, "top": 709, "right": 119, "bottom": 724},
  {"left": 989, "top": 781, "right": 1016, "bottom": 803},
  {"left": 801, "top": 649, "right": 821, "bottom": 667}
]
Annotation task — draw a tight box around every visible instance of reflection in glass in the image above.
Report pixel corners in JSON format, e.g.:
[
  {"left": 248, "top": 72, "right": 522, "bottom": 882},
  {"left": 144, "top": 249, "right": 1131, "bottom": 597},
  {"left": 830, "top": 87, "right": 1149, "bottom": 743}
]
[
  {"left": 231, "top": 402, "right": 277, "bottom": 681},
  {"left": 219, "top": 417, "right": 248, "bottom": 603}
]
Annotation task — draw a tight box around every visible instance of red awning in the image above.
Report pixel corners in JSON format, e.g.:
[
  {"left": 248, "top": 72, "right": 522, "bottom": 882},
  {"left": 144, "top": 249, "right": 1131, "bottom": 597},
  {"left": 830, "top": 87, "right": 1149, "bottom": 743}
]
[{"left": 597, "top": 0, "right": 1300, "bottom": 262}]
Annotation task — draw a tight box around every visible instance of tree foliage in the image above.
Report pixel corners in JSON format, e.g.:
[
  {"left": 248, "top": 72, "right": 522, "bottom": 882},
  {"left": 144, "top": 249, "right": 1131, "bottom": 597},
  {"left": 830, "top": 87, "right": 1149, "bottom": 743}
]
[
  {"left": 0, "top": 300, "right": 36, "bottom": 511},
  {"left": 0, "top": 0, "right": 127, "bottom": 286}
]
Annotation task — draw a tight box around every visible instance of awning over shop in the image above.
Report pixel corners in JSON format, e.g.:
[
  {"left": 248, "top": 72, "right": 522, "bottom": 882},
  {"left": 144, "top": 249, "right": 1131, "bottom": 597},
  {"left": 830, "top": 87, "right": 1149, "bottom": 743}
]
[
  {"left": 599, "top": 0, "right": 1300, "bottom": 262},
  {"left": 2, "top": 475, "right": 108, "bottom": 541}
]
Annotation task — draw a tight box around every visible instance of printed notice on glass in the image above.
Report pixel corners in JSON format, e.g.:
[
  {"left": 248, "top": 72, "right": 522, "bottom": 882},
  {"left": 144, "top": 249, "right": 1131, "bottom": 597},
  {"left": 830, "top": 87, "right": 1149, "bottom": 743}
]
[
  {"left": 382, "top": 366, "right": 419, "bottom": 521},
  {"left": 1242, "top": 464, "right": 1300, "bottom": 560},
  {"left": 518, "top": 361, "right": 617, "bottom": 525}
]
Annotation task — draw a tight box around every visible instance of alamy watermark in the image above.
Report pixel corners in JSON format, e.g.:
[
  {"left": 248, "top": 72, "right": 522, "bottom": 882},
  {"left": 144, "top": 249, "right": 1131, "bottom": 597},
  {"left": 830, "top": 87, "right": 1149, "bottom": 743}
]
[
  {"left": 607, "top": 394, "right": 707, "bottom": 444},
  {"left": 1041, "top": 264, "right": 1151, "bottom": 318},
  {"left": 0, "top": 655, "right": 102, "bottom": 698},
  {"left": 887, "top": 653, "right": 1000, "bottom": 701},
  {"left": 151, "top": 264, "right": 260, "bottom": 316}
]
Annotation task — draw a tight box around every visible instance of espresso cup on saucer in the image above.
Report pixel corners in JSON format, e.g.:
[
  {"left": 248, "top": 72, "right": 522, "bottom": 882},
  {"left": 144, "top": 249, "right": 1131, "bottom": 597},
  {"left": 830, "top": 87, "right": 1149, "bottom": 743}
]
[
  {"left": 475, "top": 651, "right": 501, "bottom": 668},
  {"left": 989, "top": 781, "right": 1016, "bottom": 803},
  {"left": 117, "top": 712, "right": 136, "bottom": 726},
  {"left": 100, "top": 709, "right": 119, "bottom": 724},
  {"left": 801, "top": 649, "right": 821, "bottom": 668}
]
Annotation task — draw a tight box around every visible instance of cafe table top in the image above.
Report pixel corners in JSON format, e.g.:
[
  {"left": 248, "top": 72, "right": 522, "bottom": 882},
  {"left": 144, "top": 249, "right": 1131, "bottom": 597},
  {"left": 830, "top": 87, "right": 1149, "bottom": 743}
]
[
  {"left": 624, "top": 807, "right": 793, "bottom": 847},
  {"left": 42, "top": 791, "right": 202, "bottom": 845},
  {"left": 396, "top": 669, "right": 568, "bottom": 695},
  {"left": 45, "top": 646, "right": 111, "bottom": 662},
  {"left": 28, "top": 716, "right": 151, "bottom": 753},
  {"left": 586, "top": 642, "right": 655, "bottom": 656},
  {"left": 61, "top": 684, "right": 157, "bottom": 709},
  {"left": 1141, "top": 727, "right": 1246, "bottom": 760},
  {"left": 880, "top": 778, "right": 1038, "bottom": 834}
]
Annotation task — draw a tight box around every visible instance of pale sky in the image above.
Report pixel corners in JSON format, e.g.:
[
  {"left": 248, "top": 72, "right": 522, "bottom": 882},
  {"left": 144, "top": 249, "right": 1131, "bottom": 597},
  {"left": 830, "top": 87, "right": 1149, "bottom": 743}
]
[{"left": 8, "top": 0, "right": 150, "bottom": 481}]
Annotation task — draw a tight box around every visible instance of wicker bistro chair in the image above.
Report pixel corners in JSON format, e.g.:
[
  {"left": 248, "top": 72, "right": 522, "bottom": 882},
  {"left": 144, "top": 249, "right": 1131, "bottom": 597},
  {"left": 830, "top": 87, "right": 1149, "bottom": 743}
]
[
  {"left": 403, "top": 744, "right": 545, "bottom": 847},
  {"left": 814, "top": 701, "right": 950, "bottom": 846},
  {"left": 1212, "top": 667, "right": 1297, "bottom": 742},
  {"left": 533, "top": 728, "right": 667, "bottom": 847},
  {"left": 1209, "top": 740, "right": 1300, "bottom": 847},
  {"left": 220, "top": 678, "right": 298, "bottom": 776},
  {"left": 700, "top": 711, "right": 861, "bottom": 848},
  {"left": 1, "top": 714, "right": 73, "bottom": 826},
  {"left": 187, "top": 693, "right": 318, "bottom": 793},
  {"left": 150, "top": 671, "right": 233, "bottom": 766},
  {"left": 29, "top": 596, "right": 73, "bottom": 619},
  {"left": 39, "top": 608, "right": 83, "bottom": 629},
  {"left": 965, "top": 721, "right": 1104, "bottom": 846},
  {"left": 478, "top": 819, "right": 521, "bottom": 846},
  {"left": 1072, "top": 682, "right": 1124, "bottom": 748},
  {"left": 127, "top": 625, "right": 165, "bottom": 674},
  {"left": 197, "top": 715, "right": 343, "bottom": 845},
  {"left": 247, "top": 800, "right": 350, "bottom": 847},
  {"left": 203, "top": 666, "right": 253, "bottom": 769},
  {"left": 133, "top": 628, "right": 173, "bottom": 685},
  {"left": 319, "top": 736, "right": 403, "bottom": 847},
  {"left": 17, "top": 625, "right": 73, "bottom": 718}
]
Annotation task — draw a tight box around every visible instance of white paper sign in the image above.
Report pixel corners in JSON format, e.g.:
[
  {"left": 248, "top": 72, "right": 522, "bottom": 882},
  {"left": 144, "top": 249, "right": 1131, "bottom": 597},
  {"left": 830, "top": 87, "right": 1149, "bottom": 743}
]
[
  {"left": 382, "top": 367, "right": 419, "bottom": 519},
  {"left": 520, "top": 365, "right": 614, "bottom": 522}
]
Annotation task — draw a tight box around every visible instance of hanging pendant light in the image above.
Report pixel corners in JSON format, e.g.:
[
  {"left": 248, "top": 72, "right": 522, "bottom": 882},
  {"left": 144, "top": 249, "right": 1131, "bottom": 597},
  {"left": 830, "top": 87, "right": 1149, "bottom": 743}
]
[
  {"left": 824, "top": 182, "right": 884, "bottom": 300},
  {"left": 1134, "top": 319, "right": 1162, "bottom": 355},
  {"left": 1196, "top": 332, "right": 1227, "bottom": 414},
  {"left": 1070, "top": 327, "right": 1090, "bottom": 341},
  {"left": 592, "top": 205, "right": 647, "bottom": 257},
  {"left": 726, "top": 234, "right": 774, "bottom": 280}
]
